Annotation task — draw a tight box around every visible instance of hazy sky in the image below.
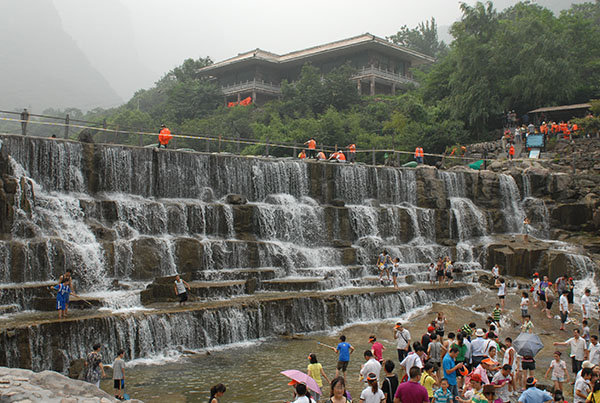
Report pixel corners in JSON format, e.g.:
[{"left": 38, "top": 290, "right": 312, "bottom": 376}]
[{"left": 53, "top": 0, "right": 585, "bottom": 99}]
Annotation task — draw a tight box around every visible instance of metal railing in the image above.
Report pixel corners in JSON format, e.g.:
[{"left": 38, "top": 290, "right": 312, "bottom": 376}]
[
  {"left": 0, "top": 108, "right": 495, "bottom": 166},
  {"left": 221, "top": 79, "right": 281, "bottom": 95},
  {"left": 352, "top": 66, "right": 419, "bottom": 86}
]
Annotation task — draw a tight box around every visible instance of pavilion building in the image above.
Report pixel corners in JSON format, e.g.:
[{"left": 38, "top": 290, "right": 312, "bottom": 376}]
[{"left": 197, "top": 33, "right": 435, "bottom": 105}]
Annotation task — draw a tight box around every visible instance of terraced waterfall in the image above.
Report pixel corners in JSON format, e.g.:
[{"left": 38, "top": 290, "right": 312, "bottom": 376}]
[{"left": 0, "top": 134, "right": 596, "bottom": 373}]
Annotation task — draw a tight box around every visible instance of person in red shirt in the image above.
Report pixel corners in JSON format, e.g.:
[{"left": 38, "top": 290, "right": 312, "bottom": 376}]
[
  {"left": 369, "top": 336, "right": 386, "bottom": 364},
  {"left": 304, "top": 138, "right": 317, "bottom": 159},
  {"left": 346, "top": 143, "right": 356, "bottom": 163},
  {"left": 157, "top": 124, "right": 172, "bottom": 149},
  {"left": 509, "top": 144, "right": 515, "bottom": 160},
  {"left": 394, "top": 367, "right": 429, "bottom": 403}
]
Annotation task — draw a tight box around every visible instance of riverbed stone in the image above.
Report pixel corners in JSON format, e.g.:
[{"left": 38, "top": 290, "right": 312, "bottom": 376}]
[{"left": 174, "top": 237, "right": 203, "bottom": 273}]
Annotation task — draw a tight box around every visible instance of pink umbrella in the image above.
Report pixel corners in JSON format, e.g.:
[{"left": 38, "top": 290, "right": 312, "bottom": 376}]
[{"left": 280, "top": 369, "right": 322, "bottom": 395}]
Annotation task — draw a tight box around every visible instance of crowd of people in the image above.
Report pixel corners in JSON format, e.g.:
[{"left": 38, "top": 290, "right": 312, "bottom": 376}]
[{"left": 281, "top": 267, "right": 600, "bottom": 403}]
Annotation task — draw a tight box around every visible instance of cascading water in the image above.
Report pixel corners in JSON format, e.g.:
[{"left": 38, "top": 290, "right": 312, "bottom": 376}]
[
  {"left": 522, "top": 174, "right": 550, "bottom": 238},
  {"left": 499, "top": 174, "right": 526, "bottom": 233}
]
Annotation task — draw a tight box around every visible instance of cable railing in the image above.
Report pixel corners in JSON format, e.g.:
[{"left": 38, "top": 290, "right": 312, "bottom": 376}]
[{"left": 0, "top": 109, "right": 500, "bottom": 165}]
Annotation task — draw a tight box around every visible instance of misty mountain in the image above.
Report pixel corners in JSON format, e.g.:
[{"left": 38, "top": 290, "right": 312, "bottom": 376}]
[
  {"left": 0, "top": 0, "right": 122, "bottom": 111},
  {"left": 53, "top": 0, "right": 158, "bottom": 101}
]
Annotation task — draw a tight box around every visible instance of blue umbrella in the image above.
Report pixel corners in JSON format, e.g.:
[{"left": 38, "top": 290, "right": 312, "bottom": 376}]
[{"left": 513, "top": 333, "right": 544, "bottom": 357}]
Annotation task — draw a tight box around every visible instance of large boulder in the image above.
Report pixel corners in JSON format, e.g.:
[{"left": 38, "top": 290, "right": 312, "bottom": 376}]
[
  {"left": 131, "top": 237, "right": 162, "bottom": 279},
  {"left": 174, "top": 237, "right": 203, "bottom": 272}
]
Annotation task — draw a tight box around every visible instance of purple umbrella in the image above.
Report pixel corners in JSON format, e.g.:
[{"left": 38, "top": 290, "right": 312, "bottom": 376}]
[{"left": 280, "top": 369, "right": 322, "bottom": 395}]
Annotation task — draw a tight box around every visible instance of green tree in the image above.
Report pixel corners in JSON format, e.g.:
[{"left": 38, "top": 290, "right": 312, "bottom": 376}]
[{"left": 388, "top": 17, "right": 448, "bottom": 58}]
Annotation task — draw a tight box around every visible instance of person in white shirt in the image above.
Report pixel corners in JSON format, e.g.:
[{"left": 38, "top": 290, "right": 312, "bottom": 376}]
[
  {"left": 532, "top": 273, "right": 540, "bottom": 308},
  {"left": 360, "top": 350, "right": 382, "bottom": 382},
  {"left": 554, "top": 328, "right": 588, "bottom": 374},
  {"left": 394, "top": 323, "right": 411, "bottom": 362},
  {"left": 360, "top": 372, "right": 385, "bottom": 403},
  {"left": 400, "top": 345, "right": 423, "bottom": 379},
  {"left": 559, "top": 290, "right": 569, "bottom": 331},
  {"left": 589, "top": 335, "right": 600, "bottom": 365},
  {"left": 470, "top": 329, "right": 488, "bottom": 367},
  {"left": 581, "top": 288, "right": 593, "bottom": 320},
  {"left": 492, "top": 364, "right": 513, "bottom": 403},
  {"left": 492, "top": 264, "right": 500, "bottom": 279},
  {"left": 573, "top": 367, "right": 592, "bottom": 403},
  {"left": 173, "top": 274, "right": 191, "bottom": 305}
]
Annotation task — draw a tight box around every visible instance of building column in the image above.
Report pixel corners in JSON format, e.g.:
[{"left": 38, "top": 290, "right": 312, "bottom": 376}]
[
  {"left": 252, "top": 90, "right": 257, "bottom": 104},
  {"left": 370, "top": 77, "right": 375, "bottom": 96},
  {"left": 391, "top": 83, "right": 396, "bottom": 96},
  {"left": 237, "top": 93, "right": 241, "bottom": 102},
  {"left": 357, "top": 80, "right": 362, "bottom": 95}
]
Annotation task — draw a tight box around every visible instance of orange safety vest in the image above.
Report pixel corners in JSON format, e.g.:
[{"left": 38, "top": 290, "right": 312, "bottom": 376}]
[
  {"left": 509, "top": 145, "right": 515, "bottom": 155},
  {"left": 559, "top": 123, "right": 568, "bottom": 133},
  {"left": 540, "top": 124, "right": 547, "bottom": 134},
  {"left": 307, "top": 139, "right": 316, "bottom": 149},
  {"left": 337, "top": 152, "right": 346, "bottom": 161},
  {"left": 348, "top": 144, "right": 356, "bottom": 153},
  {"left": 298, "top": 151, "right": 306, "bottom": 159},
  {"left": 317, "top": 151, "right": 326, "bottom": 160},
  {"left": 415, "top": 147, "right": 424, "bottom": 157},
  {"left": 572, "top": 124, "right": 578, "bottom": 131},
  {"left": 158, "top": 128, "right": 172, "bottom": 145}
]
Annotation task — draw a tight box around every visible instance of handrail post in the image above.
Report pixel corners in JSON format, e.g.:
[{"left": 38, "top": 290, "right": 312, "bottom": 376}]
[
  {"left": 115, "top": 125, "right": 119, "bottom": 144},
  {"left": 218, "top": 135, "right": 222, "bottom": 153},
  {"left": 64, "top": 114, "right": 70, "bottom": 139},
  {"left": 266, "top": 136, "right": 270, "bottom": 157},
  {"left": 206, "top": 137, "right": 210, "bottom": 152},
  {"left": 139, "top": 132, "right": 143, "bottom": 147},
  {"left": 372, "top": 148, "right": 376, "bottom": 166},
  {"left": 236, "top": 132, "right": 240, "bottom": 154}
]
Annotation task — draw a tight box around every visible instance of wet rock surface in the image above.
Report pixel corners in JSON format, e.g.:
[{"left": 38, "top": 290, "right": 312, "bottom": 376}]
[{"left": 0, "top": 366, "right": 143, "bottom": 402}]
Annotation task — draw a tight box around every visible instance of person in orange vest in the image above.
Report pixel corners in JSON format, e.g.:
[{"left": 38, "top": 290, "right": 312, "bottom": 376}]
[
  {"left": 328, "top": 151, "right": 339, "bottom": 161},
  {"left": 316, "top": 151, "right": 327, "bottom": 160},
  {"left": 346, "top": 143, "right": 356, "bottom": 163},
  {"left": 304, "top": 138, "right": 317, "bottom": 159},
  {"left": 414, "top": 147, "right": 424, "bottom": 164},
  {"left": 298, "top": 149, "right": 307, "bottom": 159},
  {"left": 508, "top": 143, "right": 515, "bottom": 160},
  {"left": 157, "top": 124, "right": 172, "bottom": 149},
  {"left": 336, "top": 151, "right": 346, "bottom": 162}
]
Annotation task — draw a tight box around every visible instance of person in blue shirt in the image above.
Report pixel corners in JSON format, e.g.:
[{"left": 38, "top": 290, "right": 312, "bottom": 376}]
[
  {"left": 518, "top": 377, "right": 552, "bottom": 403},
  {"left": 328, "top": 335, "right": 355, "bottom": 381},
  {"left": 52, "top": 279, "right": 79, "bottom": 319},
  {"left": 443, "top": 346, "right": 465, "bottom": 403}
]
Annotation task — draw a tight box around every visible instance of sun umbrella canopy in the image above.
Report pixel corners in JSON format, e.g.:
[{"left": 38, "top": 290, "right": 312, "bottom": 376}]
[
  {"left": 513, "top": 333, "right": 544, "bottom": 357},
  {"left": 280, "top": 369, "right": 321, "bottom": 395}
]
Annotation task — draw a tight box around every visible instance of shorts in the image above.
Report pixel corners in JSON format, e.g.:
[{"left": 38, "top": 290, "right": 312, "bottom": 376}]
[
  {"left": 446, "top": 273, "right": 453, "bottom": 279},
  {"left": 499, "top": 295, "right": 505, "bottom": 299},
  {"left": 437, "top": 271, "right": 444, "bottom": 278},
  {"left": 113, "top": 379, "right": 124, "bottom": 389},
  {"left": 178, "top": 292, "right": 188, "bottom": 303},
  {"left": 539, "top": 293, "right": 546, "bottom": 302},
  {"left": 522, "top": 360, "right": 536, "bottom": 370},
  {"left": 560, "top": 312, "right": 568, "bottom": 323},
  {"left": 337, "top": 360, "right": 349, "bottom": 372},
  {"left": 392, "top": 272, "right": 398, "bottom": 278},
  {"left": 551, "top": 376, "right": 565, "bottom": 382},
  {"left": 546, "top": 301, "right": 553, "bottom": 309},
  {"left": 521, "top": 309, "right": 528, "bottom": 317},
  {"left": 436, "top": 330, "right": 445, "bottom": 337}
]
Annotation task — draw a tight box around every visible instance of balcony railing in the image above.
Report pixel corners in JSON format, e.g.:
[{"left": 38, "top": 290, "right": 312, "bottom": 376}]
[
  {"left": 352, "top": 66, "right": 419, "bottom": 87},
  {"left": 221, "top": 79, "right": 281, "bottom": 95}
]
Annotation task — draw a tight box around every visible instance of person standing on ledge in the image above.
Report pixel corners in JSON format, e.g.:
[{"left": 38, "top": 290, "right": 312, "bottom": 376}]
[
  {"left": 174, "top": 274, "right": 191, "bottom": 305},
  {"left": 414, "top": 146, "right": 424, "bottom": 164},
  {"left": 304, "top": 137, "right": 317, "bottom": 158},
  {"left": 20, "top": 108, "right": 29, "bottom": 136},
  {"left": 58, "top": 269, "right": 75, "bottom": 317},
  {"left": 157, "top": 124, "right": 172, "bottom": 149},
  {"left": 346, "top": 143, "right": 356, "bottom": 163}
]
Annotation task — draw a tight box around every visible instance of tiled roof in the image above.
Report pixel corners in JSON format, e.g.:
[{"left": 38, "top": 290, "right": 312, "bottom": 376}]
[{"left": 199, "top": 33, "right": 434, "bottom": 73}]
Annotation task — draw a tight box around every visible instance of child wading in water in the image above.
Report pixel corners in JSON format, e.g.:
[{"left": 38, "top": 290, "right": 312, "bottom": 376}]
[
  {"left": 52, "top": 278, "right": 79, "bottom": 319},
  {"left": 112, "top": 349, "right": 126, "bottom": 400},
  {"left": 391, "top": 258, "right": 400, "bottom": 290},
  {"left": 544, "top": 351, "right": 569, "bottom": 392},
  {"left": 308, "top": 353, "right": 330, "bottom": 401}
]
